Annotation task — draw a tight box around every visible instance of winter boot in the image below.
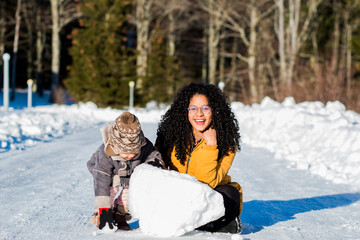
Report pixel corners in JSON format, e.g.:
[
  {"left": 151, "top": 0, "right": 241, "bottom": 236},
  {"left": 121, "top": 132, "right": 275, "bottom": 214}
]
[
  {"left": 218, "top": 216, "right": 242, "bottom": 234},
  {"left": 113, "top": 211, "right": 131, "bottom": 230}
]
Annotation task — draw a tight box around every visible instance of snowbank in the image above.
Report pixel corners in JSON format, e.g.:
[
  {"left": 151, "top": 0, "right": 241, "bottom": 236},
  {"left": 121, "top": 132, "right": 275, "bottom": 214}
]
[
  {"left": 129, "top": 164, "right": 225, "bottom": 237},
  {"left": 233, "top": 97, "right": 360, "bottom": 187},
  {"left": 0, "top": 102, "right": 164, "bottom": 152},
  {"left": 1, "top": 97, "right": 359, "bottom": 188}
]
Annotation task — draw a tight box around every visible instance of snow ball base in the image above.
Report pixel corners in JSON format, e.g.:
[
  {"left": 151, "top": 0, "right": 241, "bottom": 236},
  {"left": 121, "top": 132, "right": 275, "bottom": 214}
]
[{"left": 129, "top": 164, "right": 225, "bottom": 237}]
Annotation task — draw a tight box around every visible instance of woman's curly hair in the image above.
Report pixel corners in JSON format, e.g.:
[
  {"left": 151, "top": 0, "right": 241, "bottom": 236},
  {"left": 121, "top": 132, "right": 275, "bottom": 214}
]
[{"left": 155, "top": 82, "right": 241, "bottom": 167}]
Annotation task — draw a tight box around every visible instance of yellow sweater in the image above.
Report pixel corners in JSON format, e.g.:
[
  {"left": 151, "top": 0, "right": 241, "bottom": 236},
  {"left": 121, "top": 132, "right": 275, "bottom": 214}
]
[{"left": 169, "top": 138, "right": 242, "bottom": 214}]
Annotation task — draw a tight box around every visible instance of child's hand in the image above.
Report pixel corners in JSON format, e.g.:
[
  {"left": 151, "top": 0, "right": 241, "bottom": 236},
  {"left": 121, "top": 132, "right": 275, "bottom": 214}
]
[
  {"left": 202, "top": 128, "right": 217, "bottom": 146},
  {"left": 147, "top": 160, "right": 164, "bottom": 169}
]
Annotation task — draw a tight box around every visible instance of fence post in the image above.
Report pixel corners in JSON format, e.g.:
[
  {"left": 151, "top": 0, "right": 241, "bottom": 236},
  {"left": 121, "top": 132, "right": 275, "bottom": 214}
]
[
  {"left": 27, "top": 79, "right": 33, "bottom": 108},
  {"left": 2, "top": 53, "right": 11, "bottom": 110},
  {"left": 129, "top": 81, "right": 135, "bottom": 111}
]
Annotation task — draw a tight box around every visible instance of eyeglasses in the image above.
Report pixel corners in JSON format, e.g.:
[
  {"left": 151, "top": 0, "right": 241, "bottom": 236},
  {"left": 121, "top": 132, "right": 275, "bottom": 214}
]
[{"left": 187, "top": 105, "right": 211, "bottom": 114}]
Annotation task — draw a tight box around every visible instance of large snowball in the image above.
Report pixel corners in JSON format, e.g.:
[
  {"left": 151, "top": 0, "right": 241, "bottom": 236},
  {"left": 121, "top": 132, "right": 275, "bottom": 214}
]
[{"left": 128, "top": 164, "right": 225, "bottom": 237}]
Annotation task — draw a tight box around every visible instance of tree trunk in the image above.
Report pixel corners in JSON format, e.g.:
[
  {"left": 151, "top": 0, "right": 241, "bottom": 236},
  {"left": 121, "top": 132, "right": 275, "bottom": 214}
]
[
  {"left": 167, "top": 0, "right": 176, "bottom": 58},
  {"left": 338, "top": 6, "right": 347, "bottom": 99},
  {"left": 229, "top": 38, "right": 238, "bottom": 101},
  {"left": 312, "top": 30, "right": 322, "bottom": 99},
  {"left": 202, "top": 30, "right": 208, "bottom": 83},
  {"left": 167, "top": 0, "right": 176, "bottom": 96},
  {"left": 208, "top": 6, "right": 217, "bottom": 85},
  {"left": 136, "top": 0, "right": 153, "bottom": 91},
  {"left": 286, "top": 0, "right": 301, "bottom": 94},
  {"left": 50, "top": 0, "right": 60, "bottom": 101},
  {"left": 248, "top": 1, "right": 258, "bottom": 102},
  {"left": 207, "top": 0, "right": 223, "bottom": 85},
  {"left": 330, "top": 0, "right": 340, "bottom": 98},
  {"left": 345, "top": 9, "right": 352, "bottom": 100},
  {"left": 36, "top": 7, "right": 45, "bottom": 97},
  {"left": 277, "top": 0, "right": 320, "bottom": 96},
  {"left": 277, "top": 0, "right": 287, "bottom": 87},
  {"left": 11, "top": 0, "right": 21, "bottom": 101},
  {"left": 22, "top": 1, "right": 34, "bottom": 82},
  {"left": 266, "top": 63, "right": 280, "bottom": 101},
  {"left": 219, "top": 39, "right": 225, "bottom": 85},
  {"left": 0, "top": 1, "right": 5, "bottom": 89}
]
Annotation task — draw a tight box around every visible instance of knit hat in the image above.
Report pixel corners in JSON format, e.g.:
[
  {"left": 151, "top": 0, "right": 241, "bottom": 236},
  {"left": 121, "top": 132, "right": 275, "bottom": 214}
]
[{"left": 103, "top": 112, "right": 146, "bottom": 156}]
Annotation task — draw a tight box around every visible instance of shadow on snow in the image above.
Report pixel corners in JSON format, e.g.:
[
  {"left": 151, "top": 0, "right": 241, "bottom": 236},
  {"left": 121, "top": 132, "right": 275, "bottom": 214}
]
[{"left": 241, "top": 192, "right": 360, "bottom": 234}]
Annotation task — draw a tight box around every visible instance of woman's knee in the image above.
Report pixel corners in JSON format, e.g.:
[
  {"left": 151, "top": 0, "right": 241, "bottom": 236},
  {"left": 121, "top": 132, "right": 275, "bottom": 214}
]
[
  {"left": 215, "top": 185, "right": 240, "bottom": 202},
  {"left": 215, "top": 185, "right": 240, "bottom": 216}
]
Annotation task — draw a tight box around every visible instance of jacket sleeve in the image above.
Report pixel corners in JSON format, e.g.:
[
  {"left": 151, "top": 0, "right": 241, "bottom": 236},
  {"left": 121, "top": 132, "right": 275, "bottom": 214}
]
[
  {"left": 144, "top": 150, "right": 165, "bottom": 169},
  {"left": 87, "top": 145, "right": 114, "bottom": 209},
  {"left": 192, "top": 144, "right": 235, "bottom": 189},
  {"left": 139, "top": 138, "right": 165, "bottom": 168}
]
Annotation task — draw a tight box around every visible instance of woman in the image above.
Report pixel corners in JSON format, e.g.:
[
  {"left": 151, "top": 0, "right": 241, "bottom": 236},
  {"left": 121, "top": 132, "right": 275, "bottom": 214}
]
[{"left": 155, "top": 82, "right": 242, "bottom": 233}]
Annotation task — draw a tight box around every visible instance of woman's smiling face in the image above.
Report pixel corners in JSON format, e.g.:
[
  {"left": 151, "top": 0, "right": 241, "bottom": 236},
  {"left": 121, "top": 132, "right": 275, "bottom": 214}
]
[{"left": 188, "top": 94, "right": 212, "bottom": 139}]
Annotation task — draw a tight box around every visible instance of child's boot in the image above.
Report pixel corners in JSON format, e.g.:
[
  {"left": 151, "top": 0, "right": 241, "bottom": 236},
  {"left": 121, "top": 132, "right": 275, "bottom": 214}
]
[{"left": 113, "top": 210, "right": 131, "bottom": 230}]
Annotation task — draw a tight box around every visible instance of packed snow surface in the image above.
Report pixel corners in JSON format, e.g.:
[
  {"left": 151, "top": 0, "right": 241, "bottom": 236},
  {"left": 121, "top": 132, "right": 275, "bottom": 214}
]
[
  {"left": 129, "top": 164, "right": 225, "bottom": 237},
  {"left": 1, "top": 95, "right": 360, "bottom": 239}
]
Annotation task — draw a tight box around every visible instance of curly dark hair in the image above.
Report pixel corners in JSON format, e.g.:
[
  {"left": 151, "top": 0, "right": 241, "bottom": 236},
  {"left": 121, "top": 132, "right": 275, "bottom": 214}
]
[{"left": 155, "top": 82, "right": 241, "bottom": 167}]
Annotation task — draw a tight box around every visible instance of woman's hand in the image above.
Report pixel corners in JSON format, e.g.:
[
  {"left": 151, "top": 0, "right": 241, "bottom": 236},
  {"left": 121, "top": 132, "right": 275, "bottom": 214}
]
[{"left": 202, "top": 128, "right": 217, "bottom": 146}]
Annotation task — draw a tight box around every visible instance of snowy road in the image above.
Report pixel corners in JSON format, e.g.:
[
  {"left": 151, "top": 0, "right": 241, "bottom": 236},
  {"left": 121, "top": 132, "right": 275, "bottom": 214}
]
[{"left": 0, "top": 123, "right": 359, "bottom": 240}]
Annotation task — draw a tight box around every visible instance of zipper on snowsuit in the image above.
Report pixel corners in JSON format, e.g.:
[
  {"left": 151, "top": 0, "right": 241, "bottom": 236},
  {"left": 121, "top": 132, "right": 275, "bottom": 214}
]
[
  {"left": 186, "top": 139, "right": 202, "bottom": 174},
  {"left": 186, "top": 145, "right": 193, "bottom": 174}
]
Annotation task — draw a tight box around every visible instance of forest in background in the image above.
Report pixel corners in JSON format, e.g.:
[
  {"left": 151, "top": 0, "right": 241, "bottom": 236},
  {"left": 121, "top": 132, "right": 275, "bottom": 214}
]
[{"left": 0, "top": 0, "right": 360, "bottom": 111}]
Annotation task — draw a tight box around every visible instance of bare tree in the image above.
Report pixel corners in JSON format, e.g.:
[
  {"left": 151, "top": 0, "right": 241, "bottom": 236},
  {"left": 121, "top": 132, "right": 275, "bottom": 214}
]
[
  {"left": 156, "top": 0, "right": 193, "bottom": 93},
  {"left": 198, "top": 0, "right": 228, "bottom": 85},
  {"left": 0, "top": 1, "right": 5, "bottom": 58},
  {"left": 344, "top": 0, "right": 360, "bottom": 100},
  {"left": 134, "top": 0, "right": 154, "bottom": 92},
  {"left": 217, "top": 0, "right": 275, "bottom": 102},
  {"left": 22, "top": 0, "right": 36, "bottom": 83},
  {"left": 50, "top": 0, "right": 60, "bottom": 100},
  {"left": 0, "top": 1, "right": 5, "bottom": 88},
  {"left": 276, "top": 0, "right": 322, "bottom": 94},
  {"left": 0, "top": 1, "right": 5, "bottom": 77},
  {"left": 11, "top": 0, "right": 21, "bottom": 100},
  {"left": 35, "top": 2, "right": 49, "bottom": 96},
  {"left": 50, "top": 0, "right": 81, "bottom": 102}
]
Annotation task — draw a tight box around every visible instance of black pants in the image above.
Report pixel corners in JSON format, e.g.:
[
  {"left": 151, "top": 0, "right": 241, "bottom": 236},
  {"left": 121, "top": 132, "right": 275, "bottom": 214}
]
[{"left": 197, "top": 184, "right": 241, "bottom": 232}]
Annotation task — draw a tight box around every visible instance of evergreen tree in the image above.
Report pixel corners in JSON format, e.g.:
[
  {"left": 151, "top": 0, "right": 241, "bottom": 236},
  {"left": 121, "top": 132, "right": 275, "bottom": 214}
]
[{"left": 64, "top": 0, "right": 136, "bottom": 108}]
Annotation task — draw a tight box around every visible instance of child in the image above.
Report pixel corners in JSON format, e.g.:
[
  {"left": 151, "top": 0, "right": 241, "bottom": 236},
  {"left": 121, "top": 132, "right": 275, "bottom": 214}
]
[{"left": 87, "top": 112, "right": 164, "bottom": 231}]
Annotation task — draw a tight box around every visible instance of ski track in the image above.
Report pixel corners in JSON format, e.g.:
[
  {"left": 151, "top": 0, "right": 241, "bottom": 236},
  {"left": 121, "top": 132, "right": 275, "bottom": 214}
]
[{"left": 0, "top": 123, "right": 359, "bottom": 240}]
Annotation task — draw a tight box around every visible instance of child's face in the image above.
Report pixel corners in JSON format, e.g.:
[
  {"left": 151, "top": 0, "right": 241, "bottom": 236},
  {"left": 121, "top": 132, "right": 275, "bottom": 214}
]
[{"left": 119, "top": 150, "right": 140, "bottom": 160}]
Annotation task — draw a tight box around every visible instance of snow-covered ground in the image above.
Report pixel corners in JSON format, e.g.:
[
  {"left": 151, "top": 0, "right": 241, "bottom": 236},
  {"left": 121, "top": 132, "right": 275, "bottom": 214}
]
[{"left": 0, "top": 93, "right": 359, "bottom": 240}]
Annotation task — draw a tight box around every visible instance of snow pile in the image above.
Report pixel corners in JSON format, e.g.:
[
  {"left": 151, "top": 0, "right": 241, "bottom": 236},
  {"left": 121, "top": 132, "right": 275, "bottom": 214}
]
[
  {"left": 129, "top": 164, "right": 225, "bottom": 237},
  {"left": 1, "top": 97, "right": 360, "bottom": 188},
  {"left": 0, "top": 102, "right": 164, "bottom": 152},
  {"left": 233, "top": 97, "right": 360, "bottom": 187}
]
